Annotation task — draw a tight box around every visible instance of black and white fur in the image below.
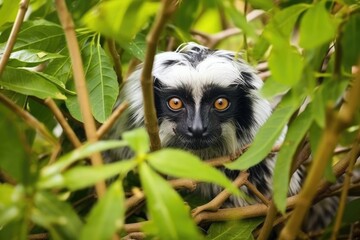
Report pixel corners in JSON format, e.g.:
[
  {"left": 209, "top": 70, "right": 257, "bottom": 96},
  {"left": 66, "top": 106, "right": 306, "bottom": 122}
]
[{"left": 107, "top": 42, "right": 338, "bottom": 231}]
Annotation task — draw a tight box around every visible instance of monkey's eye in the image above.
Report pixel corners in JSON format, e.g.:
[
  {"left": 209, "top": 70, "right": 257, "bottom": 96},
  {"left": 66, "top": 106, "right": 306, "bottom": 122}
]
[
  {"left": 167, "top": 97, "right": 183, "bottom": 111},
  {"left": 214, "top": 98, "right": 230, "bottom": 111}
]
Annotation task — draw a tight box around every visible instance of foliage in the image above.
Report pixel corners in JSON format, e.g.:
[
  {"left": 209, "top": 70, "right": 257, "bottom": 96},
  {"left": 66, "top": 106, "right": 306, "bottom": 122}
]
[{"left": 0, "top": 0, "right": 360, "bottom": 239}]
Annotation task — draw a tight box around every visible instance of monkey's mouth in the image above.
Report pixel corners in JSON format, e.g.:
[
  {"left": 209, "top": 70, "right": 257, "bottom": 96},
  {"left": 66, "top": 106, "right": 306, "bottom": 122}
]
[{"left": 169, "top": 135, "right": 220, "bottom": 150}]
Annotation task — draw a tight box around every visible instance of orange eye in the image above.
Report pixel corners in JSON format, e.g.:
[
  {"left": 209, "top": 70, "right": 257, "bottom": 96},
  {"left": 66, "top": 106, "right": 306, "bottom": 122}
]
[
  {"left": 214, "top": 98, "right": 230, "bottom": 111},
  {"left": 167, "top": 97, "right": 183, "bottom": 111}
]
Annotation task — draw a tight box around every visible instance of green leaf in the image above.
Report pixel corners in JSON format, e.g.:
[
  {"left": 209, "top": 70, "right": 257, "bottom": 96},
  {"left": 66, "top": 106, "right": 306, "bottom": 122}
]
[
  {"left": 44, "top": 48, "right": 72, "bottom": 85},
  {"left": 40, "top": 140, "right": 128, "bottom": 178},
  {"left": 122, "top": 33, "right": 147, "bottom": 61},
  {"left": 224, "top": 3, "right": 256, "bottom": 38},
  {"left": 273, "top": 107, "right": 313, "bottom": 213},
  {"left": 0, "top": 20, "right": 65, "bottom": 52},
  {"left": 80, "top": 181, "right": 125, "bottom": 240},
  {"left": 268, "top": 45, "right": 304, "bottom": 86},
  {"left": 0, "top": 105, "right": 31, "bottom": 183},
  {"left": 0, "top": 184, "right": 20, "bottom": 225},
  {"left": 265, "top": 4, "right": 309, "bottom": 42},
  {"left": 247, "top": 0, "right": 274, "bottom": 10},
  {"left": 148, "top": 149, "right": 240, "bottom": 195},
  {"left": 341, "top": 13, "right": 360, "bottom": 69},
  {"left": 122, "top": 128, "right": 149, "bottom": 154},
  {"left": 206, "top": 219, "right": 263, "bottom": 240},
  {"left": 7, "top": 49, "right": 65, "bottom": 67},
  {"left": 32, "top": 191, "right": 83, "bottom": 240},
  {"left": 0, "top": 66, "right": 67, "bottom": 99},
  {"left": 34, "top": 72, "right": 76, "bottom": 95},
  {"left": 65, "top": 41, "right": 118, "bottom": 123},
  {"left": 82, "top": 0, "right": 159, "bottom": 47},
  {"left": 139, "top": 163, "right": 202, "bottom": 240},
  {"left": 173, "top": 0, "right": 201, "bottom": 31},
  {"left": 299, "top": 2, "right": 337, "bottom": 49},
  {"left": 226, "top": 92, "right": 304, "bottom": 170},
  {"left": 61, "top": 160, "right": 136, "bottom": 190},
  {"left": 0, "top": 0, "right": 18, "bottom": 27},
  {"left": 260, "top": 77, "right": 290, "bottom": 99}
]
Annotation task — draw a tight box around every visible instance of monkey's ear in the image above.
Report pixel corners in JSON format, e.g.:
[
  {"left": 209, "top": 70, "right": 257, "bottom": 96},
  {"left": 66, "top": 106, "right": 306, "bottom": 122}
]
[{"left": 240, "top": 72, "right": 257, "bottom": 90}]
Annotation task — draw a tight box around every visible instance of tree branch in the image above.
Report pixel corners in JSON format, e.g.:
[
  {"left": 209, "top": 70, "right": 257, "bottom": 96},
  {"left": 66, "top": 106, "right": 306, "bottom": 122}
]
[
  {"left": 141, "top": 0, "right": 178, "bottom": 151},
  {"left": 44, "top": 98, "right": 82, "bottom": 148},
  {"left": 96, "top": 102, "right": 128, "bottom": 139},
  {"left": 54, "top": 0, "right": 107, "bottom": 198},
  {"left": 0, "top": 0, "right": 29, "bottom": 76}
]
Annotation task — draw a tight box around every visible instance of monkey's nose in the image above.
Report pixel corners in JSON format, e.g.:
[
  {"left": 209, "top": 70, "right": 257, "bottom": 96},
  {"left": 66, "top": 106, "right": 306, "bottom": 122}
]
[{"left": 188, "top": 123, "right": 207, "bottom": 138}]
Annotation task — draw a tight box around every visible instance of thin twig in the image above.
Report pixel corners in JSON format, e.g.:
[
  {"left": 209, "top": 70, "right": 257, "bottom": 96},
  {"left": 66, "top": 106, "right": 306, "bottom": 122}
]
[
  {"left": 140, "top": 0, "right": 178, "bottom": 151},
  {"left": 107, "top": 39, "right": 123, "bottom": 85},
  {"left": 330, "top": 131, "right": 360, "bottom": 240},
  {"left": 0, "top": 0, "right": 29, "bottom": 76},
  {"left": 256, "top": 202, "right": 278, "bottom": 240},
  {"left": 0, "top": 93, "right": 58, "bottom": 147},
  {"left": 279, "top": 59, "right": 360, "bottom": 240},
  {"left": 44, "top": 98, "right": 82, "bottom": 148},
  {"left": 191, "top": 172, "right": 249, "bottom": 217},
  {"left": 96, "top": 102, "right": 128, "bottom": 139},
  {"left": 244, "top": 180, "right": 269, "bottom": 205},
  {"left": 54, "top": 0, "right": 107, "bottom": 198},
  {"left": 28, "top": 233, "right": 49, "bottom": 240}
]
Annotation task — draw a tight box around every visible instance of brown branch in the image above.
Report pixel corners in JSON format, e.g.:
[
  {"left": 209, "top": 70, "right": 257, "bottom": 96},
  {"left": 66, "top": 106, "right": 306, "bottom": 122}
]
[
  {"left": 54, "top": 0, "right": 107, "bottom": 198},
  {"left": 44, "top": 98, "right": 82, "bottom": 148},
  {"left": 28, "top": 233, "right": 49, "bottom": 240},
  {"left": 96, "top": 102, "right": 128, "bottom": 139},
  {"left": 141, "top": 0, "right": 178, "bottom": 151},
  {"left": 0, "top": 93, "right": 58, "bottom": 147},
  {"left": 192, "top": 172, "right": 249, "bottom": 217},
  {"left": 330, "top": 131, "right": 360, "bottom": 240},
  {"left": 0, "top": 0, "right": 29, "bottom": 76},
  {"left": 280, "top": 59, "right": 360, "bottom": 240},
  {"left": 107, "top": 39, "right": 123, "bottom": 85},
  {"left": 244, "top": 180, "right": 269, "bottom": 205}
]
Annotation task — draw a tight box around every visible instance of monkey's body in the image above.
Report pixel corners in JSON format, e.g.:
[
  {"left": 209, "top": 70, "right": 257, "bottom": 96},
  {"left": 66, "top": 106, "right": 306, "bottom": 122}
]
[{"left": 107, "top": 43, "right": 338, "bottom": 232}]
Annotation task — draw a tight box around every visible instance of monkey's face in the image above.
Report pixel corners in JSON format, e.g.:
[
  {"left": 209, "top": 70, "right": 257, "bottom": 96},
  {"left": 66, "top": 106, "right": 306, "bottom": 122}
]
[
  {"left": 122, "top": 43, "right": 272, "bottom": 156},
  {"left": 154, "top": 82, "right": 254, "bottom": 150}
]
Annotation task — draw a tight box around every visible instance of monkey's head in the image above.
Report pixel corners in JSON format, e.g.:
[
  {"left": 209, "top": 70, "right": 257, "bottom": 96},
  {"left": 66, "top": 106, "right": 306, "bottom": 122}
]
[{"left": 118, "top": 43, "right": 271, "bottom": 159}]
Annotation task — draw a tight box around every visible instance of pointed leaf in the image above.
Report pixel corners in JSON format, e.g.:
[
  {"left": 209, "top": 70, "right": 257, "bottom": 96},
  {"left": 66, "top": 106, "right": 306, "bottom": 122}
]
[
  {"left": 206, "top": 219, "right": 263, "bottom": 240},
  {"left": 122, "top": 128, "right": 149, "bottom": 154},
  {"left": 226, "top": 92, "right": 304, "bottom": 170},
  {"left": 0, "top": 20, "right": 65, "bottom": 52},
  {"left": 80, "top": 181, "right": 125, "bottom": 240},
  {"left": 299, "top": 2, "right": 337, "bottom": 49},
  {"left": 41, "top": 140, "right": 128, "bottom": 178},
  {"left": 268, "top": 45, "right": 304, "bottom": 86},
  {"left": 65, "top": 41, "right": 118, "bottom": 123},
  {"left": 273, "top": 107, "right": 313, "bottom": 213},
  {"left": 148, "top": 149, "right": 240, "bottom": 195},
  {"left": 139, "top": 163, "right": 202, "bottom": 240},
  {"left": 62, "top": 160, "right": 136, "bottom": 190},
  {"left": 8, "top": 49, "right": 65, "bottom": 67},
  {"left": 0, "top": 66, "right": 66, "bottom": 99},
  {"left": 32, "top": 191, "right": 83, "bottom": 240}
]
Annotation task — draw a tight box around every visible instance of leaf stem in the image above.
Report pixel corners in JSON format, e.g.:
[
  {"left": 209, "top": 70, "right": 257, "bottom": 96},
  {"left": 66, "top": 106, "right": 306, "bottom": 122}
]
[
  {"left": 140, "top": 0, "right": 178, "bottom": 151},
  {"left": 0, "top": 0, "right": 29, "bottom": 77},
  {"left": 54, "top": 0, "right": 107, "bottom": 198}
]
